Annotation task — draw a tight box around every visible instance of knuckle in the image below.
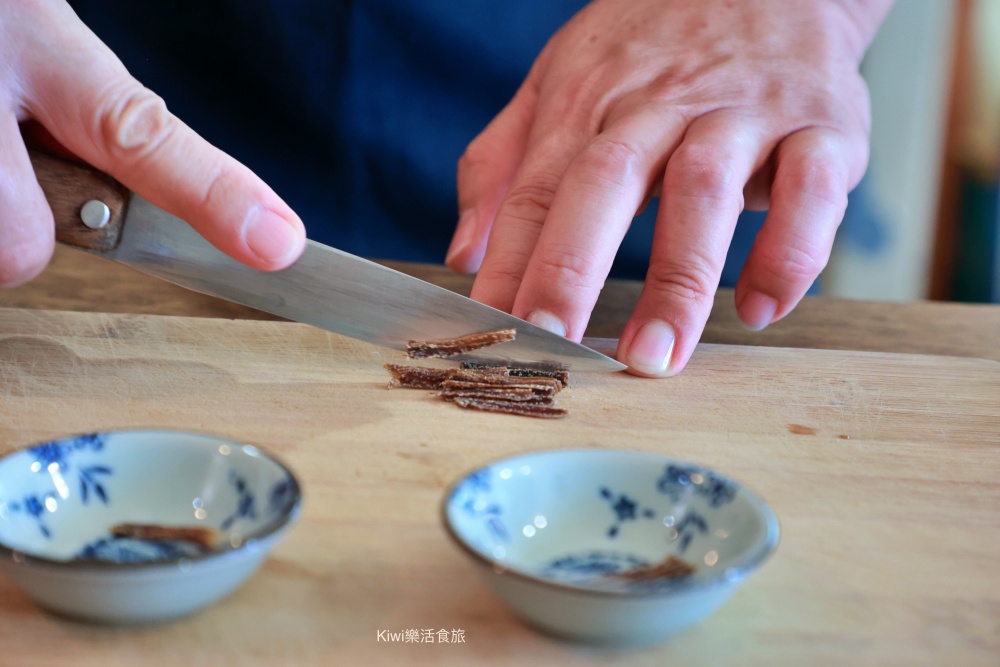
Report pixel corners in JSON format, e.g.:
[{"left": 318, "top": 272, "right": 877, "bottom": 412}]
[
  {"left": 97, "top": 83, "right": 175, "bottom": 160},
  {"left": 665, "top": 145, "right": 739, "bottom": 203},
  {"left": 457, "top": 136, "right": 491, "bottom": 176},
  {"left": 644, "top": 256, "right": 718, "bottom": 308},
  {"left": 194, "top": 162, "right": 230, "bottom": 215},
  {"left": 500, "top": 175, "right": 561, "bottom": 226},
  {"left": 783, "top": 154, "right": 845, "bottom": 209},
  {"left": 753, "top": 241, "right": 827, "bottom": 286},
  {"left": 548, "top": 68, "right": 611, "bottom": 131},
  {"left": 572, "top": 137, "right": 644, "bottom": 189},
  {"left": 532, "top": 243, "right": 603, "bottom": 291},
  {"left": 477, "top": 250, "right": 532, "bottom": 286}
]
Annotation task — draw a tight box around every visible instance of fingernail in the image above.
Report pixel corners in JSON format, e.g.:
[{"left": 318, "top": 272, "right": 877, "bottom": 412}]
[
  {"left": 625, "top": 320, "right": 676, "bottom": 376},
  {"left": 739, "top": 292, "right": 779, "bottom": 331},
  {"left": 446, "top": 210, "right": 476, "bottom": 265},
  {"left": 527, "top": 310, "right": 567, "bottom": 337},
  {"left": 243, "top": 207, "right": 303, "bottom": 267}
]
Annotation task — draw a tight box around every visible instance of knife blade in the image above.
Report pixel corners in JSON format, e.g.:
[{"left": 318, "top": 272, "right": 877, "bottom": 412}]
[{"left": 30, "top": 150, "right": 625, "bottom": 372}]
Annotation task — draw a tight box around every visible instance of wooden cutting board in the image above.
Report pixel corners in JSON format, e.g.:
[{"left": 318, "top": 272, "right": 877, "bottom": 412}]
[{"left": 0, "top": 307, "right": 998, "bottom": 667}]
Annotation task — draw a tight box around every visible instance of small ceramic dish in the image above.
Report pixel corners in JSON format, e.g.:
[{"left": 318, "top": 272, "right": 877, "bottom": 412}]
[
  {"left": 0, "top": 429, "right": 301, "bottom": 624},
  {"left": 443, "top": 448, "right": 779, "bottom": 646}
]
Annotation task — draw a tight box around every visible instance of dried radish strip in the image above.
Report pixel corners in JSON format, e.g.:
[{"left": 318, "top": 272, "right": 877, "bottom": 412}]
[
  {"left": 110, "top": 523, "right": 218, "bottom": 551},
  {"left": 451, "top": 397, "right": 568, "bottom": 419},
  {"left": 440, "top": 385, "right": 551, "bottom": 402},
  {"left": 611, "top": 555, "right": 696, "bottom": 581},
  {"left": 508, "top": 367, "right": 570, "bottom": 388},
  {"left": 470, "top": 396, "right": 553, "bottom": 408},
  {"left": 384, "top": 364, "right": 454, "bottom": 389},
  {"left": 461, "top": 361, "right": 569, "bottom": 388},
  {"left": 442, "top": 378, "right": 560, "bottom": 398},
  {"left": 385, "top": 364, "right": 512, "bottom": 389},
  {"left": 450, "top": 367, "right": 511, "bottom": 382},
  {"left": 450, "top": 369, "right": 556, "bottom": 389},
  {"left": 407, "top": 328, "right": 516, "bottom": 359},
  {"left": 385, "top": 354, "right": 571, "bottom": 418}
]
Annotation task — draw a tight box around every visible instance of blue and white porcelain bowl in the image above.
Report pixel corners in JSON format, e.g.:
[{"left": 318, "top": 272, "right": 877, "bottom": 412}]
[
  {"left": 443, "top": 449, "right": 779, "bottom": 646},
  {"left": 0, "top": 430, "right": 301, "bottom": 624}
]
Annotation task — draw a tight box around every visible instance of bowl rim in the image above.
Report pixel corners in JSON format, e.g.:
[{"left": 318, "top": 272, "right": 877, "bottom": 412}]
[
  {"left": 0, "top": 428, "right": 302, "bottom": 571},
  {"left": 440, "top": 447, "right": 780, "bottom": 599}
]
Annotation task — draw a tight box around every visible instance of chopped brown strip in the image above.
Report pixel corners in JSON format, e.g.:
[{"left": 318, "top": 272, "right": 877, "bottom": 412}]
[
  {"left": 384, "top": 364, "right": 454, "bottom": 389},
  {"left": 509, "top": 376, "right": 563, "bottom": 394},
  {"left": 441, "top": 386, "right": 538, "bottom": 401},
  {"left": 385, "top": 357, "right": 570, "bottom": 418},
  {"left": 442, "top": 378, "right": 560, "bottom": 397},
  {"left": 442, "top": 393, "right": 555, "bottom": 407},
  {"left": 450, "top": 366, "right": 511, "bottom": 382},
  {"left": 451, "top": 369, "right": 557, "bottom": 390},
  {"left": 510, "top": 368, "right": 569, "bottom": 388},
  {"left": 384, "top": 364, "right": 512, "bottom": 389},
  {"left": 110, "top": 523, "right": 219, "bottom": 551},
  {"left": 452, "top": 397, "right": 568, "bottom": 419},
  {"left": 462, "top": 362, "right": 569, "bottom": 388},
  {"left": 440, "top": 385, "right": 556, "bottom": 403},
  {"left": 407, "top": 328, "right": 516, "bottom": 359},
  {"left": 612, "top": 555, "right": 696, "bottom": 581}
]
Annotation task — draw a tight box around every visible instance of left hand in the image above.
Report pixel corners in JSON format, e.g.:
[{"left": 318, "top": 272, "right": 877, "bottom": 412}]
[
  {"left": 446, "top": 0, "right": 892, "bottom": 376},
  {"left": 0, "top": 0, "right": 305, "bottom": 290}
]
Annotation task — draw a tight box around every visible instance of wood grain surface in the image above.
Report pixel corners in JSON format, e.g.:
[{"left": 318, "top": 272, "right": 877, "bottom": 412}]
[{"left": 0, "top": 308, "right": 997, "bottom": 666}]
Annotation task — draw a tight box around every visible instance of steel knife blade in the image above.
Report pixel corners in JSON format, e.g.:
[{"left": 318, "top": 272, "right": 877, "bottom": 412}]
[{"left": 31, "top": 150, "right": 626, "bottom": 372}]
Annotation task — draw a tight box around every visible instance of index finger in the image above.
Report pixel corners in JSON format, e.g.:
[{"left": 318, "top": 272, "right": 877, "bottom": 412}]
[
  {"left": 508, "top": 104, "right": 689, "bottom": 340},
  {"left": 22, "top": 5, "right": 305, "bottom": 271}
]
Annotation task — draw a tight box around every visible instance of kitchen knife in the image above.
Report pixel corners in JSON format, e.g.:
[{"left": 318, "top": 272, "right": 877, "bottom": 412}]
[{"left": 30, "top": 150, "right": 626, "bottom": 372}]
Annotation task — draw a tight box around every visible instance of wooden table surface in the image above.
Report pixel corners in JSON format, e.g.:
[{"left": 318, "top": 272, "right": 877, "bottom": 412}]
[
  {"left": 3, "top": 246, "right": 999, "bottom": 362},
  {"left": 1, "top": 246, "right": 999, "bottom": 667}
]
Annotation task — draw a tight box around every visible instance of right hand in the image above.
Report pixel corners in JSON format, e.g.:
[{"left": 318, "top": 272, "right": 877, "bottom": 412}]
[
  {"left": 447, "top": 0, "right": 889, "bottom": 377},
  {"left": 0, "top": 0, "right": 306, "bottom": 288}
]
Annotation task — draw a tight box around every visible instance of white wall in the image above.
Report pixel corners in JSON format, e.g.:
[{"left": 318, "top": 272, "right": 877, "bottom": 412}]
[{"left": 824, "top": 0, "right": 956, "bottom": 301}]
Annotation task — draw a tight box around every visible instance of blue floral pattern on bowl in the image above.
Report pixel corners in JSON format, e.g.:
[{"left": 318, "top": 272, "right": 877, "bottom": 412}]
[
  {"left": 220, "top": 470, "right": 257, "bottom": 532},
  {"left": 656, "top": 464, "right": 738, "bottom": 507},
  {"left": 598, "top": 487, "right": 657, "bottom": 538},
  {"left": 4, "top": 434, "right": 112, "bottom": 538},
  {"left": 76, "top": 536, "right": 204, "bottom": 563},
  {"left": 449, "top": 468, "right": 508, "bottom": 547}
]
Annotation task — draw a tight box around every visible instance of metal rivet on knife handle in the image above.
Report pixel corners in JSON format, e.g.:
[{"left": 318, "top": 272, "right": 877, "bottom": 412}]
[
  {"left": 28, "top": 149, "right": 130, "bottom": 254},
  {"left": 80, "top": 200, "right": 111, "bottom": 229}
]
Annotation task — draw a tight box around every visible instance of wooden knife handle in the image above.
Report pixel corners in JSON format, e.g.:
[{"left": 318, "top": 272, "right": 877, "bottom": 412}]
[{"left": 29, "top": 149, "right": 130, "bottom": 253}]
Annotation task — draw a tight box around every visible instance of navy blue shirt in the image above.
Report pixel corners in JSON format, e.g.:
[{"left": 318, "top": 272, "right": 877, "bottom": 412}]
[{"left": 69, "top": 0, "right": 766, "bottom": 283}]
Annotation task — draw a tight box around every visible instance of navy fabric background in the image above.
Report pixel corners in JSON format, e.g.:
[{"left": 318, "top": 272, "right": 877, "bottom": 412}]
[{"left": 68, "top": 0, "right": 765, "bottom": 284}]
